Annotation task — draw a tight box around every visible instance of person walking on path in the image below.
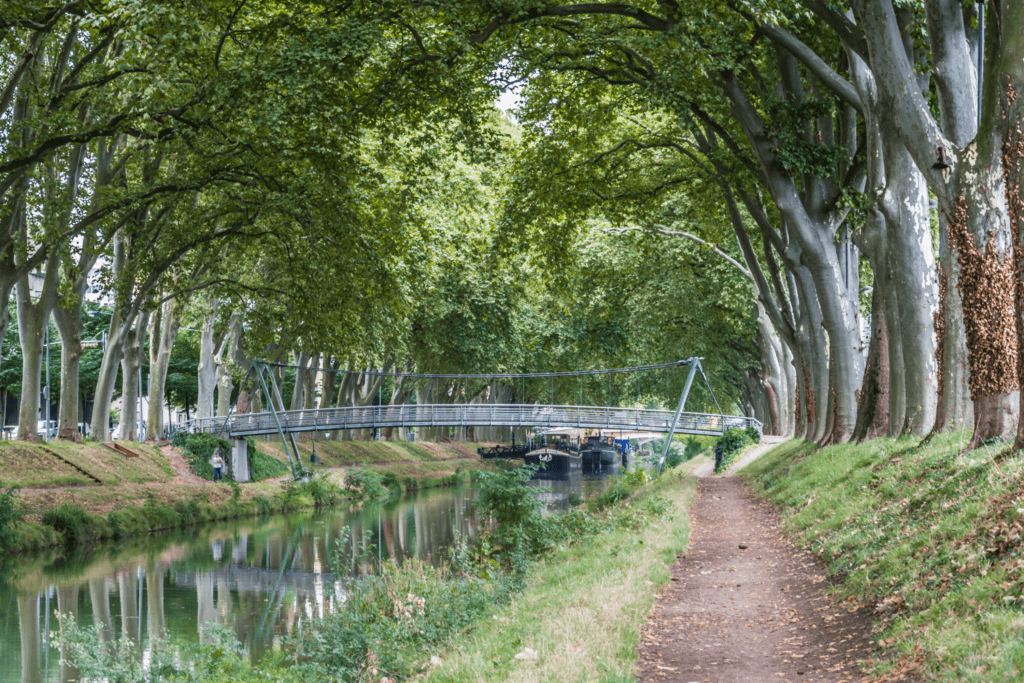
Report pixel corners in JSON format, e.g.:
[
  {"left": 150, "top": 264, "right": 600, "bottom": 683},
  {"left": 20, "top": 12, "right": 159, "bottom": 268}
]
[{"left": 211, "top": 448, "right": 225, "bottom": 482}]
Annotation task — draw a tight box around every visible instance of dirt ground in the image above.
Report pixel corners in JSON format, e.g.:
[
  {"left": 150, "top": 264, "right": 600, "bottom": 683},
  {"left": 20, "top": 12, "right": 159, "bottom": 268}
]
[{"left": 635, "top": 475, "right": 884, "bottom": 683}]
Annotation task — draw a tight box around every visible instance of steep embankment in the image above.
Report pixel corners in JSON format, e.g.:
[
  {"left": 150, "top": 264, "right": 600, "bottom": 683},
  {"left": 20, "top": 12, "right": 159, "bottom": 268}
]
[
  {"left": 256, "top": 437, "right": 502, "bottom": 482},
  {"left": 0, "top": 438, "right": 500, "bottom": 553},
  {"left": 740, "top": 434, "right": 1024, "bottom": 682}
]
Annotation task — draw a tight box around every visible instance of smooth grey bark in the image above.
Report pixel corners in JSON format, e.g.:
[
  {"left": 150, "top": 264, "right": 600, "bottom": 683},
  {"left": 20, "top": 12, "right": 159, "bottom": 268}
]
[
  {"left": 215, "top": 314, "right": 240, "bottom": 418},
  {"left": 118, "top": 311, "right": 149, "bottom": 442},
  {"left": 303, "top": 355, "right": 318, "bottom": 410},
  {"left": 879, "top": 131, "right": 938, "bottom": 434},
  {"left": 841, "top": 9, "right": 939, "bottom": 437},
  {"left": 196, "top": 298, "right": 219, "bottom": 421},
  {"left": 53, "top": 301, "right": 83, "bottom": 441},
  {"left": 15, "top": 241, "right": 60, "bottom": 440},
  {"left": 833, "top": 0, "right": 1016, "bottom": 446},
  {"left": 88, "top": 234, "right": 125, "bottom": 440},
  {"left": 146, "top": 298, "right": 180, "bottom": 440},
  {"left": 721, "top": 73, "right": 864, "bottom": 442},
  {"left": 290, "top": 352, "right": 309, "bottom": 412}
]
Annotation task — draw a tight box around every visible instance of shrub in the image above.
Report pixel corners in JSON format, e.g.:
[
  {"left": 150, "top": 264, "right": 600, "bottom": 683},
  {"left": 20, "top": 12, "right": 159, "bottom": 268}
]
[
  {"left": 683, "top": 436, "right": 705, "bottom": 460},
  {"left": 381, "top": 472, "right": 401, "bottom": 491},
  {"left": 0, "top": 486, "right": 19, "bottom": 552},
  {"left": 745, "top": 425, "right": 762, "bottom": 444},
  {"left": 42, "top": 503, "right": 103, "bottom": 544},
  {"left": 246, "top": 438, "right": 291, "bottom": 481},
  {"left": 592, "top": 468, "right": 651, "bottom": 510},
  {"left": 344, "top": 469, "right": 388, "bottom": 499},
  {"left": 474, "top": 465, "right": 550, "bottom": 566},
  {"left": 172, "top": 432, "right": 231, "bottom": 480},
  {"left": 303, "top": 475, "right": 342, "bottom": 508},
  {"left": 664, "top": 444, "right": 685, "bottom": 468},
  {"left": 278, "top": 484, "right": 307, "bottom": 511},
  {"left": 290, "top": 559, "right": 515, "bottom": 683},
  {"left": 715, "top": 428, "right": 752, "bottom": 472}
]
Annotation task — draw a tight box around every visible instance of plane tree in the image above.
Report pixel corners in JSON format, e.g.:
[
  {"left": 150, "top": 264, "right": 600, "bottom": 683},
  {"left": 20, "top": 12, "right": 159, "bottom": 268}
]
[{"left": 420, "top": 0, "right": 956, "bottom": 443}]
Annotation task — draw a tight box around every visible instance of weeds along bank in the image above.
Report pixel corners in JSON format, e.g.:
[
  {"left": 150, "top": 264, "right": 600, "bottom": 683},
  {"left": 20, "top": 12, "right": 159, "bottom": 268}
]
[
  {"left": 424, "top": 463, "right": 700, "bottom": 683},
  {"left": 0, "top": 434, "right": 495, "bottom": 554},
  {"left": 49, "top": 462, "right": 700, "bottom": 683},
  {"left": 741, "top": 435, "right": 1024, "bottom": 682}
]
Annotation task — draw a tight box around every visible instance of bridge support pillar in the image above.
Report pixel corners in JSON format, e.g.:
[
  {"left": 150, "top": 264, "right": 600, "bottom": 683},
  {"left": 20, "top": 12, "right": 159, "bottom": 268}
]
[{"left": 232, "top": 438, "right": 250, "bottom": 483}]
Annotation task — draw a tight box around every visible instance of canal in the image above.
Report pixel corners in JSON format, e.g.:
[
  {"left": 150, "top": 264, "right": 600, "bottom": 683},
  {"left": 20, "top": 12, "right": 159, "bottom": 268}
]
[{"left": 0, "top": 470, "right": 616, "bottom": 683}]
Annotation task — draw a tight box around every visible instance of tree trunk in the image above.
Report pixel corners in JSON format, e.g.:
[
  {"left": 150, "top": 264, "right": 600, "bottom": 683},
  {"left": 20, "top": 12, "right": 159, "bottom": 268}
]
[
  {"left": 879, "top": 128, "right": 939, "bottom": 435},
  {"left": 849, "top": 0, "right": 1017, "bottom": 448},
  {"left": 119, "top": 312, "right": 149, "bottom": 442},
  {"left": 853, "top": 281, "right": 891, "bottom": 441},
  {"left": 997, "top": 2, "right": 1024, "bottom": 449},
  {"left": 303, "top": 356, "right": 318, "bottom": 410},
  {"left": 53, "top": 302, "right": 84, "bottom": 441},
  {"left": 196, "top": 298, "right": 219, "bottom": 420},
  {"left": 146, "top": 299, "right": 180, "bottom": 440},
  {"left": 932, "top": 217, "right": 974, "bottom": 433},
  {"left": 290, "top": 351, "right": 308, "bottom": 412},
  {"left": 722, "top": 73, "right": 864, "bottom": 444},
  {"left": 215, "top": 314, "right": 241, "bottom": 417},
  {"left": 15, "top": 249, "right": 59, "bottom": 441},
  {"left": 89, "top": 315, "right": 125, "bottom": 441}
]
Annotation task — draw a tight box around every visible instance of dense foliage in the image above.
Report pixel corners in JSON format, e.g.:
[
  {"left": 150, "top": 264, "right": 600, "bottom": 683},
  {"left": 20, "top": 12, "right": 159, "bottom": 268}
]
[
  {"left": 172, "top": 432, "right": 288, "bottom": 481},
  {"left": 0, "top": 487, "right": 19, "bottom": 552}
]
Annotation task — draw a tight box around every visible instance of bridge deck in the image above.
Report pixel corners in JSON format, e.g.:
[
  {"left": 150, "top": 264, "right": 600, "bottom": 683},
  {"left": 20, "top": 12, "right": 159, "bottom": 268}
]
[{"left": 173, "top": 404, "right": 761, "bottom": 438}]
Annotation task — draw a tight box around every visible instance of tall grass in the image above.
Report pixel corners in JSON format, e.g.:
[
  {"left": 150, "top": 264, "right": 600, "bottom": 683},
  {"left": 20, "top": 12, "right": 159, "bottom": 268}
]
[
  {"left": 425, "top": 465, "right": 698, "bottom": 683},
  {"left": 742, "top": 433, "right": 1024, "bottom": 682}
]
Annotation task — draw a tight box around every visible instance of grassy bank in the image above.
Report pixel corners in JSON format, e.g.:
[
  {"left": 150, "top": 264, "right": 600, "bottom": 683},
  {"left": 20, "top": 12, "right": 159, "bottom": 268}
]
[
  {"left": 2, "top": 477, "right": 342, "bottom": 553},
  {"left": 256, "top": 437, "right": 483, "bottom": 467},
  {"left": 0, "top": 441, "right": 173, "bottom": 488},
  {"left": 0, "top": 437, "right": 501, "bottom": 555},
  {"left": 741, "top": 433, "right": 1024, "bottom": 682},
  {"left": 423, "top": 459, "right": 703, "bottom": 683},
  {"left": 50, "top": 457, "right": 702, "bottom": 683}
]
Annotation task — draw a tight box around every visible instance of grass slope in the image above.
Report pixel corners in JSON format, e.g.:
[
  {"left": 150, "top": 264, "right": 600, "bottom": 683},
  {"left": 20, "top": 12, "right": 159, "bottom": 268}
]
[
  {"left": 255, "top": 437, "right": 480, "bottom": 468},
  {"left": 0, "top": 441, "right": 174, "bottom": 488},
  {"left": 424, "top": 459, "right": 703, "bottom": 683},
  {"left": 741, "top": 433, "right": 1024, "bottom": 682}
]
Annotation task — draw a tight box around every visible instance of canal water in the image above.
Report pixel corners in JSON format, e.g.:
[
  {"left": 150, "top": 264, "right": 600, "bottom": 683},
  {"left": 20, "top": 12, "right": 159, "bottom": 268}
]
[{"left": 0, "top": 470, "right": 615, "bottom": 683}]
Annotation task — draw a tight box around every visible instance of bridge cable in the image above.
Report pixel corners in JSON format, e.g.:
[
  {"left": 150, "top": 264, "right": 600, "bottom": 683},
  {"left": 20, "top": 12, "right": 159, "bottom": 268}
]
[
  {"left": 697, "top": 362, "right": 725, "bottom": 419},
  {"left": 255, "top": 358, "right": 695, "bottom": 379}
]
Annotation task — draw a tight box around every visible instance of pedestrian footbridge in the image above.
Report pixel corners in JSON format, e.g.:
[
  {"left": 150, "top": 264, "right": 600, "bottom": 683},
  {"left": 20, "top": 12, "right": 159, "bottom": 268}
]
[{"left": 173, "top": 404, "right": 762, "bottom": 439}]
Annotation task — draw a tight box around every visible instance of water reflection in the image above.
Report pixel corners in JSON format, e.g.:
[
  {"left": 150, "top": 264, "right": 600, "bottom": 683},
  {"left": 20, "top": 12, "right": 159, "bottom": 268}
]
[{"left": 0, "top": 472, "right": 614, "bottom": 683}]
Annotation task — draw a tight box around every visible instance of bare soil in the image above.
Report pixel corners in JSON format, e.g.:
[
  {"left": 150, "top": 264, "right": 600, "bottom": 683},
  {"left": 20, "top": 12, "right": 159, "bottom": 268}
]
[
  {"left": 160, "top": 443, "right": 206, "bottom": 485},
  {"left": 635, "top": 476, "right": 884, "bottom": 683}
]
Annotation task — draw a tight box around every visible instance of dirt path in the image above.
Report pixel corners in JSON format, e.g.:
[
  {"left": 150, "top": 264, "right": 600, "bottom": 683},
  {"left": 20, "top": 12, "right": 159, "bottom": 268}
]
[
  {"left": 635, "top": 475, "right": 879, "bottom": 682},
  {"left": 160, "top": 444, "right": 206, "bottom": 485}
]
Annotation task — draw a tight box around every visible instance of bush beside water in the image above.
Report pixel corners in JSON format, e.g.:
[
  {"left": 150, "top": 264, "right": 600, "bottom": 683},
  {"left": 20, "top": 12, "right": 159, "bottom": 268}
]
[
  {"left": 55, "top": 461, "right": 673, "bottom": 683},
  {"left": 0, "top": 487, "right": 18, "bottom": 552}
]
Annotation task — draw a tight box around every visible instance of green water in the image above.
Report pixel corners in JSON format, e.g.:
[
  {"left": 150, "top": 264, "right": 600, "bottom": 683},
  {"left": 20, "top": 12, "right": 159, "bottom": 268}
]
[{"left": 0, "top": 472, "right": 613, "bottom": 683}]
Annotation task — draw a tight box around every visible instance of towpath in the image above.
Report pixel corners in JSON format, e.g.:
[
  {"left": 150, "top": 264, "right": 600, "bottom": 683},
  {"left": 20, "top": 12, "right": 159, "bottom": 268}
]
[{"left": 635, "top": 440, "right": 881, "bottom": 683}]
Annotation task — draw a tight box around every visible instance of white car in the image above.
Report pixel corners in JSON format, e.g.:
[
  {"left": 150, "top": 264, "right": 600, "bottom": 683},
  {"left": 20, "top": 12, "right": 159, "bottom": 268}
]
[{"left": 36, "top": 420, "right": 57, "bottom": 440}]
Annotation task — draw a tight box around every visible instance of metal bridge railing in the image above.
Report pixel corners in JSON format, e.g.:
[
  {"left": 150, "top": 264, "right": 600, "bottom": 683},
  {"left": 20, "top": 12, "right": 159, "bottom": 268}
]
[{"left": 168, "top": 404, "right": 762, "bottom": 439}]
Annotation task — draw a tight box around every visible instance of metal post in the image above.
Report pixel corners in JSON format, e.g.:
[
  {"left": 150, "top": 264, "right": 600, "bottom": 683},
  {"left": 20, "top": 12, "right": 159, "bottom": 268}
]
[
  {"left": 254, "top": 362, "right": 305, "bottom": 480},
  {"left": 657, "top": 359, "right": 700, "bottom": 474}
]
